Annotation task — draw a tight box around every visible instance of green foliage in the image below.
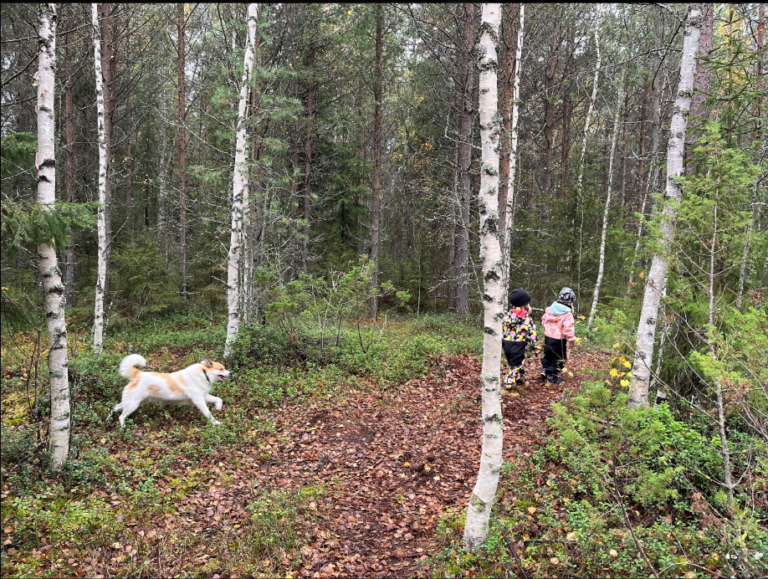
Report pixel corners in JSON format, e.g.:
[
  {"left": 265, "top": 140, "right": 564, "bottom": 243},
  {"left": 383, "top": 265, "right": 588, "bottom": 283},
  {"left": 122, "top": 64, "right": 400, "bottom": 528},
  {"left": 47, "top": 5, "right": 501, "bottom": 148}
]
[
  {"left": 1, "top": 200, "right": 97, "bottom": 254},
  {"left": 0, "top": 133, "right": 36, "bottom": 179}
]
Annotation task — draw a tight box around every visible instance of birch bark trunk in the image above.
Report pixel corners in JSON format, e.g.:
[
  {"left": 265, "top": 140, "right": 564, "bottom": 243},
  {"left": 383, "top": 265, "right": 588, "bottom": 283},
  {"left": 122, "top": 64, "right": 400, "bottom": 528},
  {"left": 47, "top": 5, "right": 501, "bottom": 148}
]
[
  {"left": 575, "top": 26, "right": 601, "bottom": 297},
  {"left": 588, "top": 73, "right": 624, "bottom": 329},
  {"left": 92, "top": 2, "right": 108, "bottom": 355},
  {"left": 370, "top": 4, "right": 383, "bottom": 320},
  {"left": 628, "top": 4, "right": 703, "bottom": 409},
  {"left": 456, "top": 3, "right": 474, "bottom": 317},
  {"left": 224, "top": 3, "right": 258, "bottom": 358},
  {"left": 504, "top": 4, "right": 523, "bottom": 280},
  {"left": 38, "top": 3, "right": 70, "bottom": 471},
  {"left": 463, "top": 3, "right": 503, "bottom": 552}
]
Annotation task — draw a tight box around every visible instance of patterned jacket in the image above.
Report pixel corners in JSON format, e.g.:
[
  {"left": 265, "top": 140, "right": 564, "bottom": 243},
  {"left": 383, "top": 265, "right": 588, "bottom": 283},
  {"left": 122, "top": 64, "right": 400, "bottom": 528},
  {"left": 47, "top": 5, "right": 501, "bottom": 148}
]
[
  {"left": 502, "top": 308, "right": 541, "bottom": 351},
  {"left": 541, "top": 303, "right": 576, "bottom": 341}
]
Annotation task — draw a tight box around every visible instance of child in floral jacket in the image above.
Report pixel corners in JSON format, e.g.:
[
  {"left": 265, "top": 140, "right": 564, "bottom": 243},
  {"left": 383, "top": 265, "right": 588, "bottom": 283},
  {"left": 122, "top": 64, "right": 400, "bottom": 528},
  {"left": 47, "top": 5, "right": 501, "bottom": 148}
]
[{"left": 502, "top": 289, "right": 541, "bottom": 388}]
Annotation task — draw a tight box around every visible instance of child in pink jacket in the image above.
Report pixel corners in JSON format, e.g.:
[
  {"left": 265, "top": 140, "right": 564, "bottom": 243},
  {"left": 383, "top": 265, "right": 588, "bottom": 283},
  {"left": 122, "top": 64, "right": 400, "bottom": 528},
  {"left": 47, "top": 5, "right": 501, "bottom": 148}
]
[{"left": 540, "top": 287, "right": 576, "bottom": 384}]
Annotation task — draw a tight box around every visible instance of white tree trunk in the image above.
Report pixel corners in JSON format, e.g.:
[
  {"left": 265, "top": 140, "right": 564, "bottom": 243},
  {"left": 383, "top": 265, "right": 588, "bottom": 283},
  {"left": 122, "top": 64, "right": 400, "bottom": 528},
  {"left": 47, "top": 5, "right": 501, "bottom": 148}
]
[
  {"left": 576, "top": 25, "right": 602, "bottom": 298},
  {"left": 37, "top": 3, "right": 70, "bottom": 472},
  {"left": 504, "top": 4, "right": 524, "bottom": 280},
  {"left": 588, "top": 72, "right": 624, "bottom": 329},
  {"left": 225, "top": 4, "right": 258, "bottom": 358},
  {"left": 92, "top": 3, "right": 108, "bottom": 355},
  {"left": 464, "top": 3, "right": 503, "bottom": 553},
  {"left": 628, "top": 4, "right": 703, "bottom": 409}
]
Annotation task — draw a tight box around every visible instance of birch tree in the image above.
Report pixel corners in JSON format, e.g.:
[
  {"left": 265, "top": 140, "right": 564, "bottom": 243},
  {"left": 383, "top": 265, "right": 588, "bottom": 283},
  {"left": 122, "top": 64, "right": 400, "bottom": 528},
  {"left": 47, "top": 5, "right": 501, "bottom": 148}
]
[
  {"left": 464, "top": 3, "right": 503, "bottom": 552},
  {"left": 504, "top": 4, "right": 523, "bottom": 280},
  {"left": 628, "top": 4, "right": 703, "bottom": 409},
  {"left": 575, "top": 25, "right": 601, "bottom": 297},
  {"left": 92, "top": 2, "right": 108, "bottom": 355},
  {"left": 37, "top": 2, "right": 70, "bottom": 471},
  {"left": 588, "top": 73, "right": 624, "bottom": 329},
  {"left": 224, "top": 3, "right": 258, "bottom": 358}
]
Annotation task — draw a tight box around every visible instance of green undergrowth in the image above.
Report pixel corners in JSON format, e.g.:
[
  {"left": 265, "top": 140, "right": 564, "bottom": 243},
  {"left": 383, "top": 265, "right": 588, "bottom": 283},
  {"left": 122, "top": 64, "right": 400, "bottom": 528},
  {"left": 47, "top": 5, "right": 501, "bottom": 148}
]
[{"left": 431, "top": 360, "right": 768, "bottom": 579}]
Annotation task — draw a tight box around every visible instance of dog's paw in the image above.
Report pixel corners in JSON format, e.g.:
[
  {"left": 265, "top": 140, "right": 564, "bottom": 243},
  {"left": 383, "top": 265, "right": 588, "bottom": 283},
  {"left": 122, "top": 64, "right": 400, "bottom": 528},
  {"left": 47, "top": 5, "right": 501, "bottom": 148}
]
[
  {"left": 214, "top": 402, "right": 223, "bottom": 411},
  {"left": 210, "top": 419, "right": 221, "bottom": 426}
]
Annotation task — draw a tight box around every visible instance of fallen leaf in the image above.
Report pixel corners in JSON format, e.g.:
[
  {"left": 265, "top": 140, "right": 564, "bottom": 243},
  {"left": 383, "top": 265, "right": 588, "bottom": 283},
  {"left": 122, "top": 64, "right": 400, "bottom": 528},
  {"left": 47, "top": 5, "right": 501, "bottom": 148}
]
[
  {"left": 527, "top": 507, "right": 536, "bottom": 515},
  {"left": 609, "top": 549, "right": 618, "bottom": 557}
]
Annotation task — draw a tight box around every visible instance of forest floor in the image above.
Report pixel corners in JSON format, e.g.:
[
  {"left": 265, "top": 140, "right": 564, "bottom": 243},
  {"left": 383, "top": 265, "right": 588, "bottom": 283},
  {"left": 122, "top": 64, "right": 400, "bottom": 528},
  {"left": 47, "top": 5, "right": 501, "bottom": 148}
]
[
  {"left": 1, "top": 319, "right": 607, "bottom": 579},
  {"left": 256, "top": 349, "right": 604, "bottom": 578}
]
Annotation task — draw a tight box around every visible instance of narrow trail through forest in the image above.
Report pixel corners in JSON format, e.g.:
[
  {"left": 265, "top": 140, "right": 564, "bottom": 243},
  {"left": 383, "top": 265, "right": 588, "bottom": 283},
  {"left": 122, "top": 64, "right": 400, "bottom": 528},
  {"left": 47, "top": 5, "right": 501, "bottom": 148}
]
[{"left": 153, "top": 349, "right": 603, "bottom": 578}]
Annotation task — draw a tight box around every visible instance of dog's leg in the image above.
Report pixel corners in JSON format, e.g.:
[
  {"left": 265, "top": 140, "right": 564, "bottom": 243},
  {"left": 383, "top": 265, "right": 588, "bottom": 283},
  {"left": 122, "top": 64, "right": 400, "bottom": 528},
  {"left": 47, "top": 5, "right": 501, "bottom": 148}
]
[
  {"left": 118, "top": 399, "right": 141, "bottom": 428},
  {"left": 204, "top": 394, "right": 223, "bottom": 411},
  {"left": 112, "top": 402, "right": 123, "bottom": 414},
  {"left": 189, "top": 394, "right": 220, "bottom": 425}
]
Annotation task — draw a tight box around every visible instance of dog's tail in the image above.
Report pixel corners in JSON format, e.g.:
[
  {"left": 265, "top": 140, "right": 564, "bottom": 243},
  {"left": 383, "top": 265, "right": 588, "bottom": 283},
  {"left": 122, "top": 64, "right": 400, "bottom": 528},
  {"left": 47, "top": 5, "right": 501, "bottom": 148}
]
[{"left": 119, "top": 354, "right": 147, "bottom": 379}]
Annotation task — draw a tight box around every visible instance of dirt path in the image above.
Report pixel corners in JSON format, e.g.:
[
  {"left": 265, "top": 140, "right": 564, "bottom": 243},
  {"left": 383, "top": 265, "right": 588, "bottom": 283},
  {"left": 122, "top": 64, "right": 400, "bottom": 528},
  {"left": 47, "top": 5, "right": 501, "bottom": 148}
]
[{"left": 248, "top": 350, "right": 600, "bottom": 578}]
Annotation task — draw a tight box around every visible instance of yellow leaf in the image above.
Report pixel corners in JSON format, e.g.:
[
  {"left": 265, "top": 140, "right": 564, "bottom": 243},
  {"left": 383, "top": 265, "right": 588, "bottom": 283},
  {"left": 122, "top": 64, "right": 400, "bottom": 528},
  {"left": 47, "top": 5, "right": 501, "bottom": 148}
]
[
  {"left": 612, "top": 343, "right": 620, "bottom": 349},
  {"left": 620, "top": 380, "right": 629, "bottom": 387},
  {"left": 562, "top": 497, "right": 569, "bottom": 503},
  {"left": 623, "top": 361, "right": 631, "bottom": 368},
  {"left": 568, "top": 372, "right": 573, "bottom": 377},
  {"left": 626, "top": 372, "right": 632, "bottom": 377},
  {"left": 348, "top": 9, "right": 352, "bottom": 15},
  {"left": 610, "top": 368, "right": 618, "bottom": 377},
  {"left": 566, "top": 532, "right": 576, "bottom": 541},
  {"left": 639, "top": 272, "right": 645, "bottom": 280},
  {"left": 527, "top": 507, "right": 537, "bottom": 515},
  {"left": 579, "top": 315, "right": 585, "bottom": 320}
]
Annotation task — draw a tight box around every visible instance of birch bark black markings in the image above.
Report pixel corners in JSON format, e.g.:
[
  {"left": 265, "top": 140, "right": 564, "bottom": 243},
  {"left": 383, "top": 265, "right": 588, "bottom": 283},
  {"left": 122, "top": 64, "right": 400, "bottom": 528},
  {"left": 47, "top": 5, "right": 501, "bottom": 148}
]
[
  {"left": 456, "top": 3, "right": 474, "bottom": 317},
  {"left": 224, "top": 4, "right": 258, "bottom": 358},
  {"left": 628, "top": 4, "right": 703, "bottom": 409},
  {"left": 588, "top": 73, "right": 624, "bottom": 329},
  {"left": 505, "top": 4, "right": 523, "bottom": 280},
  {"left": 92, "top": 2, "right": 108, "bottom": 355},
  {"left": 38, "top": 2, "right": 70, "bottom": 472},
  {"left": 464, "top": 3, "right": 502, "bottom": 553}
]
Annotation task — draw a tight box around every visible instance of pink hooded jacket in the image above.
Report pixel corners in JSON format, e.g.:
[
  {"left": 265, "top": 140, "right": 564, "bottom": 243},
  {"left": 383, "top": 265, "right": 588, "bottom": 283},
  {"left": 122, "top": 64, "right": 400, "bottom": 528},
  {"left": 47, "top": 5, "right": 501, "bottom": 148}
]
[{"left": 541, "top": 303, "right": 575, "bottom": 341}]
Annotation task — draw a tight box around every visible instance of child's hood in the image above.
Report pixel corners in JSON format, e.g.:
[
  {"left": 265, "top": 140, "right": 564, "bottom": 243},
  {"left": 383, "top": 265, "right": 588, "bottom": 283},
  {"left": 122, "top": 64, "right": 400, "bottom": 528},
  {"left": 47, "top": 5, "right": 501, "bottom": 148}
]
[{"left": 547, "top": 301, "right": 572, "bottom": 316}]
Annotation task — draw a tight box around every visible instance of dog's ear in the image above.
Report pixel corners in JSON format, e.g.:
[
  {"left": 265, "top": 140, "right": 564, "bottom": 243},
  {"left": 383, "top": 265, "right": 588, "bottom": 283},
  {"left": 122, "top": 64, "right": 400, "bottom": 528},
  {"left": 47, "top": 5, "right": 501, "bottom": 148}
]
[{"left": 202, "top": 359, "right": 213, "bottom": 368}]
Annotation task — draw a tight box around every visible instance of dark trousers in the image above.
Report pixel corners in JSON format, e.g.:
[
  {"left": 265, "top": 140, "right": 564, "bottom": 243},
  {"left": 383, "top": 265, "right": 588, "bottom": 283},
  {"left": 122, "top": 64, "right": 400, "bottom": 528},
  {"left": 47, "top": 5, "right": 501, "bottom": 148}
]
[
  {"left": 502, "top": 340, "right": 527, "bottom": 384},
  {"left": 541, "top": 336, "right": 567, "bottom": 376}
]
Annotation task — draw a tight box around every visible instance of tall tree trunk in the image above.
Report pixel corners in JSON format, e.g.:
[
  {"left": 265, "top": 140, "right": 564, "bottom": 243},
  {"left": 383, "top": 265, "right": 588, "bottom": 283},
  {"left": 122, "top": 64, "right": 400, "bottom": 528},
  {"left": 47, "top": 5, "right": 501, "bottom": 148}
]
[
  {"left": 559, "top": 88, "right": 572, "bottom": 195},
  {"left": 157, "top": 77, "right": 168, "bottom": 253},
  {"left": 628, "top": 15, "right": 663, "bottom": 292},
  {"left": 619, "top": 87, "right": 630, "bottom": 208},
  {"left": 456, "top": 2, "right": 475, "bottom": 317},
  {"left": 628, "top": 4, "right": 702, "bottom": 409},
  {"left": 588, "top": 73, "right": 624, "bottom": 329},
  {"left": 63, "top": 3, "right": 76, "bottom": 307},
  {"left": 302, "top": 38, "right": 315, "bottom": 273},
  {"left": 575, "top": 27, "right": 602, "bottom": 296},
  {"left": 126, "top": 91, "right": 133, "bottom": 237},
  {"left": 736, "top": 3, "right": 764, "bottom": 309},
  {"left": 687, "top": 3, "right": 714, "bottom": 174},
  {"left": 504, "top": 3, "right": 524, "bottom": 281},
  {"left": 464, "top": 3, "right": 502, "bottom": 552},
  {"left": 370, "top": 4, "right": 383, "bottom": 319},
  {"left": 92, "top": 2, "right": 108, "bottom": 355},
  {"left": 498, "top": 3, "right": 515, "bottom": 256},
  {"left": 448, "top": 120, "right": 459, "bottom": 310},
  {"left": 99, "top": 3, "right": 113, "bottom": 265},
  {"left": 224, "top": 3, "right": 258, "bottom": 358},
  {"left": 543, "top": 34, "right": 558, "bottom": 193},
  {"left": 38, "top": 2, "right": 70, "bottom": 472},
  {"left": 177, "top": 3, "right": 188, "bottom": 301}
]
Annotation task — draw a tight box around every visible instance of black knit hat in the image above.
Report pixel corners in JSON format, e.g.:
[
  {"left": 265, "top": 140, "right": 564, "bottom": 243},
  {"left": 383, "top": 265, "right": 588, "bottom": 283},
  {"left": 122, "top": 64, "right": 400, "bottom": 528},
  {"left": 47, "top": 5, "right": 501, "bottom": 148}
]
[{"left": 508, "top": 289, "right": 532, "bottom": 308}]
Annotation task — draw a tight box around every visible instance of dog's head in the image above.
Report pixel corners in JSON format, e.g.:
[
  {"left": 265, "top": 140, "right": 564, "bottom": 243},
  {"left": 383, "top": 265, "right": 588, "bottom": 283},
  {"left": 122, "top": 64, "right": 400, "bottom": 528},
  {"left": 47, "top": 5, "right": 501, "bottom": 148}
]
[{"left": 201, "top": 359, "right": 230, "bottom": 383}]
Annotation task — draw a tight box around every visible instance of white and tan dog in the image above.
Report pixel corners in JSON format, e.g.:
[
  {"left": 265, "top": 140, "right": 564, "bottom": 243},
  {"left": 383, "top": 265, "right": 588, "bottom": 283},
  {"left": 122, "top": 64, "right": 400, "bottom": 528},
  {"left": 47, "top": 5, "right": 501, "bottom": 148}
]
[{"left": 114, "top": 354, "right": 230, "bottom": 427}]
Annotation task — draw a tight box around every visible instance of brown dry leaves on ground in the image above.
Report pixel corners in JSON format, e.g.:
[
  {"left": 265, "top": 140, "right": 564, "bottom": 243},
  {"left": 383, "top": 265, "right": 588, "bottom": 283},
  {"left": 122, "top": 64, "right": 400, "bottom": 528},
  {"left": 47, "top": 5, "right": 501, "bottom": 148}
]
[{"left": 1, "top": 350, "right": 602, "bottom": 579}]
